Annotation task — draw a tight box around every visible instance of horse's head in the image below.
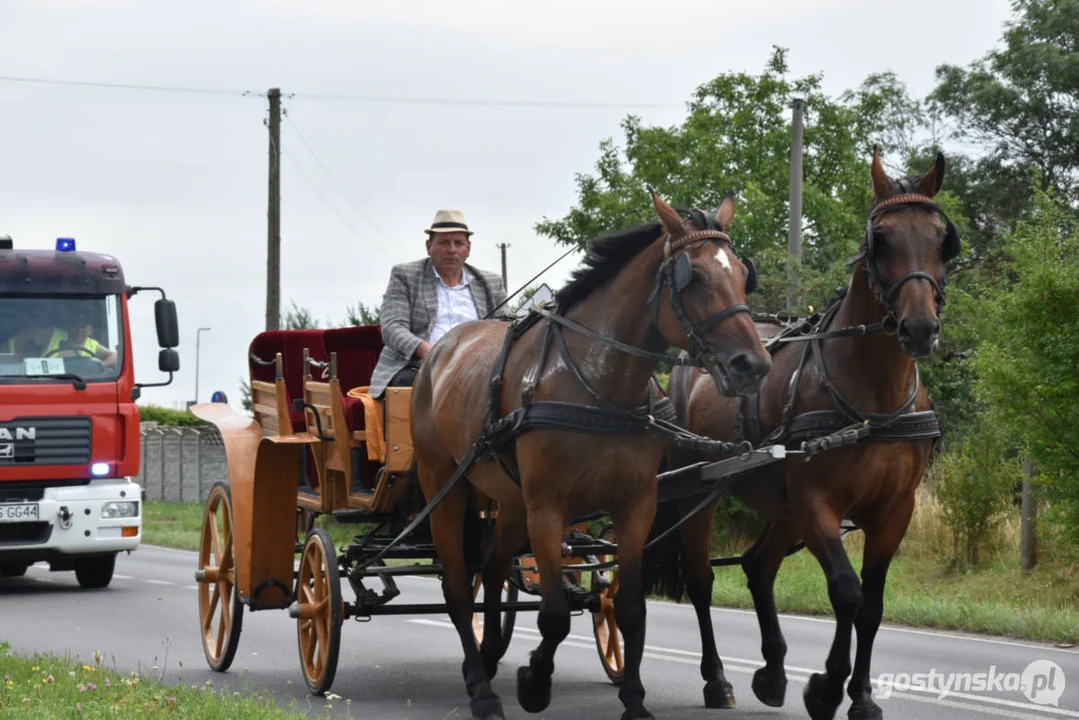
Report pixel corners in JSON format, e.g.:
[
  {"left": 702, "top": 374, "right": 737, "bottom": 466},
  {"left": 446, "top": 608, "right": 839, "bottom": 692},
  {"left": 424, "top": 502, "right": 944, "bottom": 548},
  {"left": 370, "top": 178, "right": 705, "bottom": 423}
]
[
  {"left": 856, "top": 148, "right": 961, "bottom": 358},
  {"left": 649, "top": 190, "right": 771, "bottom": 397}
]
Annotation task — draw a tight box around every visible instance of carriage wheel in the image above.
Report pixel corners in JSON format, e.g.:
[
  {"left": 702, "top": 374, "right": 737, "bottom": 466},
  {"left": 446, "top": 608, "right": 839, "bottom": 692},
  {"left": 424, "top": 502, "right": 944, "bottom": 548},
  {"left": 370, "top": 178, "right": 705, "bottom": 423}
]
[
  {"left": 590, "top": 525, "right": 624, "bottom": 684},
  {"left": 471, "top": 567, "right": 520, "bottom": 658},
  {"left": 196, "top": 481, "right": 244, "bottom": 672},
  {"left": 295, "top": 527, "right": 343, "bottom": 696}
]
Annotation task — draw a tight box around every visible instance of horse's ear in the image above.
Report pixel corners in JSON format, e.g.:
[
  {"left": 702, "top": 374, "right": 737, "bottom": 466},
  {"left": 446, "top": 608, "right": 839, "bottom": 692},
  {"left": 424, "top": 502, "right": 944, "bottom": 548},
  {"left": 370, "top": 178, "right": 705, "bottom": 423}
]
[
  {"left": 651, "top": 189, "right": 685, "bottom": 238},
  {"left": 714, "top": 192, "right": 736, "bottom": 230},
  {"left": 871, "top": 146, "right": 896, "bottom": 199},
  {"left": 916, "top": 151, "right": 946, "bottom": 198}
]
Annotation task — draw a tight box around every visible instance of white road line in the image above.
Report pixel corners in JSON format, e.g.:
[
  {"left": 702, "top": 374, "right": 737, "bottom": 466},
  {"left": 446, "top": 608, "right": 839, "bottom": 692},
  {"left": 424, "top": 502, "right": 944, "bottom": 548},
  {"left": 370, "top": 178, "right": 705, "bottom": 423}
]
[
  {"left": 408, "top": 619, "right": 1078, "bottom": 719},
  {"left": 142, "top": 579, "right": 174, "bottom": 586},
  {"left": 113, "top": 574, "right": 134, "bottom": 580},
  {"left": 709, "top": 606, "right": 1078, "bottom": 655}
]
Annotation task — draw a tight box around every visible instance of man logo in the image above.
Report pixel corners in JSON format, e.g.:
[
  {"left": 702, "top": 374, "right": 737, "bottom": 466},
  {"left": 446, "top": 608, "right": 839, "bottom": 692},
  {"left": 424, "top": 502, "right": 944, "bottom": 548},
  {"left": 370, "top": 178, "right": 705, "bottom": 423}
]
[{"left": 0, "top": 427, "right": 36, "bottom": 441}]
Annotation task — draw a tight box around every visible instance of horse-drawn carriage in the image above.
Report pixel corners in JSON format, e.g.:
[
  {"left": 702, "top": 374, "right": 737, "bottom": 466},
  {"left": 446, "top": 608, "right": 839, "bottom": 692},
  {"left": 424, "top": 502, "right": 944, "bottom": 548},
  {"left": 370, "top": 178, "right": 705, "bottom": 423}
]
[{"left": 190, "top": 154, "right": 956, "bottom": 719}]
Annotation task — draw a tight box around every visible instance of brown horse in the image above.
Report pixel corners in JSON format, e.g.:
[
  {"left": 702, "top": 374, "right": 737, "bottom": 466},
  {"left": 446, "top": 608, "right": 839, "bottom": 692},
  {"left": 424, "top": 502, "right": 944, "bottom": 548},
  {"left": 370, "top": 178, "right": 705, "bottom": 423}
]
[
  {"left": 646, "top": 150, "right": 959, "bottom": 720},
  {"left": 409, "top": 191, "right": 772, "bottom": 720}
]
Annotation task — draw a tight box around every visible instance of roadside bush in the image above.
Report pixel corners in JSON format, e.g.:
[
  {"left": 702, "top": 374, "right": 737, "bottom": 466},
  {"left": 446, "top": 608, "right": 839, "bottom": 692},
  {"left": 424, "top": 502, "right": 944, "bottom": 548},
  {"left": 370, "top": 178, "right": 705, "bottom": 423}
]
[
  {"left": 930, "top": 426, "right": 1021, "bottom": 566},
  {"left": 135, "top": 404, "right": 209, "bottom": 427}
]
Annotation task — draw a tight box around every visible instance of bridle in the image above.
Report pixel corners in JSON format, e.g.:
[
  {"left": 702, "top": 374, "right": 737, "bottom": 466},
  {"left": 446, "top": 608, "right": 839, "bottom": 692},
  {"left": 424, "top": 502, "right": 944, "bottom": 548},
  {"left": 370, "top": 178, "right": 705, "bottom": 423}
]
[
  {"left": 847, "top": 190, "right": 960, "bottom": 325},
  {"left": 647, "top": 227, "right": 752, "bottom": 389}
]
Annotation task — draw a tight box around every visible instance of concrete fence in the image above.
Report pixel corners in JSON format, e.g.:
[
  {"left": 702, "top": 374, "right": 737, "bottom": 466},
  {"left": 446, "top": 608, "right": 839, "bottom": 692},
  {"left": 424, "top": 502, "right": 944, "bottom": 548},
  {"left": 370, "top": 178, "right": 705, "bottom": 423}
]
[{"left": 135, "top": 422, "right": 230, "bottom": 504}]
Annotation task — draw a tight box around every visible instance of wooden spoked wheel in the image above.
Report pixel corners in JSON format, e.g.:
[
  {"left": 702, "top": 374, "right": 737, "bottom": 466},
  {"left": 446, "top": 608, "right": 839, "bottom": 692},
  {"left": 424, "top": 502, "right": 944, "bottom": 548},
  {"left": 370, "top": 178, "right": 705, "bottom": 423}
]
[
  {"left": 471, "top": 569, "right": 519, "bottom": 658},
  {"left": 590, "top": 525, "right": 624, "bottom": 684},
  {"left": 196, "top": 481, "right": 244, "bottom": 672},
  {"left": 295, "top": 528, "right": 343, "bottom": 696}
]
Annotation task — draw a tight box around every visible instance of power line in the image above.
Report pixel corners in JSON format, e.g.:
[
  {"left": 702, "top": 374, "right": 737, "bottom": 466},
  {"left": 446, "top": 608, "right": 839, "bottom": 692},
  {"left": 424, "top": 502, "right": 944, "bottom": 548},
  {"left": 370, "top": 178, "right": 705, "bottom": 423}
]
[
  {"left": 0, "top": 74, "right": 681, "bottom": 110},
  {"left": 281, "top": 149, "right": 402, "bottom": 264},
  {"left": 290, "top": 91, "right": 682, "bottom": 110},
  {"left": 282, "top": 113, "right": 397, "bottom": 251},
  {"left": 0, "top": 75, "right": 258, "bottom": 97}
]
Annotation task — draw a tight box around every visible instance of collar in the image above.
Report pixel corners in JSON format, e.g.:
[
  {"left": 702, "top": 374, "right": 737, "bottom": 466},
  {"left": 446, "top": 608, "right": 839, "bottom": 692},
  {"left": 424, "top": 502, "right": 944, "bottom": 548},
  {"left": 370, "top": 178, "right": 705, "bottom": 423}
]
[{"left": 431, "top": 261, "right": 473, "bottom": 289}]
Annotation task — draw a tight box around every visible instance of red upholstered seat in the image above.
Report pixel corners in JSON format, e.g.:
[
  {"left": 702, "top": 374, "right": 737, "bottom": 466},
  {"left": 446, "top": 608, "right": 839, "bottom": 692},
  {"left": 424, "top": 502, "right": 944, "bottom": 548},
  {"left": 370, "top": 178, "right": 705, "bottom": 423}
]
[
  {"left": 322, "top": 326, "right": 384, "bottom": 433},
  {"left": 248, "top": 329, "right": 328, "bottom": 432}
]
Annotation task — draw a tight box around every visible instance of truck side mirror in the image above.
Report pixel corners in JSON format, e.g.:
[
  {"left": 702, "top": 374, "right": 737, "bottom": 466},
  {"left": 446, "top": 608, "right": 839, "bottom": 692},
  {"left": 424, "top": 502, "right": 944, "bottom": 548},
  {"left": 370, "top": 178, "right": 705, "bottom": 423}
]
[
  {"left": 159, "top": 349, "right": 180, "bottom": 373},
  {"left": 155, "top": 299, "right": 179, "bottom": 349}
]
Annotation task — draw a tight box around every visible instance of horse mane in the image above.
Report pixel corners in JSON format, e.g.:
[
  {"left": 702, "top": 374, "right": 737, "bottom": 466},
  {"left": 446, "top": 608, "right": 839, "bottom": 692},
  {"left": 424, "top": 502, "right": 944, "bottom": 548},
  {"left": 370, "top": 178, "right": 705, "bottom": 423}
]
[
  {"left": 554, "top": 207, "right": 722, "bottom": 313},
  {"left": 553, "top": 221, "right": 663, "bottom": 312}
]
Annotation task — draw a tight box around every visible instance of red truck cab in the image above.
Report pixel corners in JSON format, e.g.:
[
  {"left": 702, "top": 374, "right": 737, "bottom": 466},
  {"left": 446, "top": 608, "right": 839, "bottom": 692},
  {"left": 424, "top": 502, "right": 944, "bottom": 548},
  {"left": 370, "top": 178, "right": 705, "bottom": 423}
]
[{"left": 0, "top": 234, "right": 179, "bottom": 588}]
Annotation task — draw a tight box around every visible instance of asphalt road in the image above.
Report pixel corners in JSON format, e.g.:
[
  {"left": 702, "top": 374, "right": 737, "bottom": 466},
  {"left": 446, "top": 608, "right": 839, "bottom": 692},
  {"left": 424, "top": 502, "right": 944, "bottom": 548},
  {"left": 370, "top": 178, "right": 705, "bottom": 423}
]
[{"left": 1, "top": 544, "right": 1077, "bottom": 720}]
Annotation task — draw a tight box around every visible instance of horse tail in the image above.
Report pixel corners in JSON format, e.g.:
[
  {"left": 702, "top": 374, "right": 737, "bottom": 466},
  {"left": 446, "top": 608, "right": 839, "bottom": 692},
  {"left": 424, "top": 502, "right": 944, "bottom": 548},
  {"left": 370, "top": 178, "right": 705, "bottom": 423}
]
[{"left": 641, "top": 450, "right": 689, "bottom": 602}]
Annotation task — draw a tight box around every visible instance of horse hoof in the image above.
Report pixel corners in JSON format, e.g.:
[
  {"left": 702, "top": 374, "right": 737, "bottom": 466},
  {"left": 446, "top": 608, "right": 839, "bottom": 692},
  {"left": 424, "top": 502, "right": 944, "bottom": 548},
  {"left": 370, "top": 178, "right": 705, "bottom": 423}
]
[
  {"left": 752, "top": 666, "right": 787, "bottom": 707},
  {"left": 470, "top": 689, "right": 505, "bottom": 720},
  {"left": 803, "top": 673, "right": 842, "bottom": 720},
  {"left": 848, "top": 699, "right": 883, "bottom": 720},
  {"left": 620, "top": 708, "right": 655, "bottom": 720},
  {"left": 516, "top": 665, "right": 551, "bottom": 714},
  {"left": 703, "top": 679, "right": 737, "bottom": 709}
]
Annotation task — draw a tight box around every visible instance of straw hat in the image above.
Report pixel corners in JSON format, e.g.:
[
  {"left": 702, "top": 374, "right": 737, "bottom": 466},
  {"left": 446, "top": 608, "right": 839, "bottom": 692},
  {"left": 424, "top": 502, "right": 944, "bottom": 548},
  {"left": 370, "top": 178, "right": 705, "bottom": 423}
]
[{"left": 425, "top": 209, "right": 473, "bottom": 236}]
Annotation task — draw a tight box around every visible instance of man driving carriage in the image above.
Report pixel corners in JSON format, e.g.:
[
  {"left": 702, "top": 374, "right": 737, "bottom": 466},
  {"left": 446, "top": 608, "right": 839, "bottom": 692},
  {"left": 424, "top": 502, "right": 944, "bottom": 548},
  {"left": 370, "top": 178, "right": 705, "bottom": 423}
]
[{"left": 368, "top": 209, "right": 507, "bottom": 399}]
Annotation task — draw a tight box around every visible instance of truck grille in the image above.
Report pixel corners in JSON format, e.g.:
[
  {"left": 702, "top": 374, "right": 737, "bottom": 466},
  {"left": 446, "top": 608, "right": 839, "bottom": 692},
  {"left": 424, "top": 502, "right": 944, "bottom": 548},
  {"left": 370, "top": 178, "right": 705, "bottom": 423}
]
[
  {"left": 0, "top": 522, "right": 51, "bottom": 545},
  {"left": 0, "top": 417, "right": 92, "bottom": 466}
]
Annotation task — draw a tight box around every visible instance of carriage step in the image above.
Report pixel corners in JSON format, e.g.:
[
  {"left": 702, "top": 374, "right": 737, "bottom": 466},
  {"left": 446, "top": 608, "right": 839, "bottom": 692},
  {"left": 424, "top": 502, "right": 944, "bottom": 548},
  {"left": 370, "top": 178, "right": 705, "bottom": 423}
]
[{"left": 357, "top": 563, "right": 444, "bottom": 577}]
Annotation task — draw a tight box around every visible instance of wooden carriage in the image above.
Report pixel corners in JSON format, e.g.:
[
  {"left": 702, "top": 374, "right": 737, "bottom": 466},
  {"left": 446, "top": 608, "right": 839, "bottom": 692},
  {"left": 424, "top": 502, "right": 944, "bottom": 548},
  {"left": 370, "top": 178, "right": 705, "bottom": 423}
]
[{"left": 191, "top": 326, "right": 626, "bottom": 696}]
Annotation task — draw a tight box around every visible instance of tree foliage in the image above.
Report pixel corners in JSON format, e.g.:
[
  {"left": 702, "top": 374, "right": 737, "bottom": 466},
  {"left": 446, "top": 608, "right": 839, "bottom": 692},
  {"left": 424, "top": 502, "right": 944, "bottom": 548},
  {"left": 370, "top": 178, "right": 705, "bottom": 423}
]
[
  {"left": 929, "top": 0, "right": 1079, "bottom": 204},
  {"left": 964, "top": 189, "right": 1079, "bottom": 542},
  {"left": 533, "top": 46, "right": 925, "bottom": 314}
]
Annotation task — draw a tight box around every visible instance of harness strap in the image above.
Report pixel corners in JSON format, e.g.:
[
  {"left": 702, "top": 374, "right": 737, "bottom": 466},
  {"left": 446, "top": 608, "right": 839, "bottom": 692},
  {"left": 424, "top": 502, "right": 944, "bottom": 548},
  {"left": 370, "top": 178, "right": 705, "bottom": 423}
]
[{"left": 535, "top": 307, "right": 675, "bottom": 364}]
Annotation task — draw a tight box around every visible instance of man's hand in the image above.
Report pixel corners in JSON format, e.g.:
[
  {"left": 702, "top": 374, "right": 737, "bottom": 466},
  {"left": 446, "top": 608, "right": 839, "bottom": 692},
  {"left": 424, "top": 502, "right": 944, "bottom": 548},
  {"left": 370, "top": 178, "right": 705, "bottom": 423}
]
[{"left": 415, "top": 341, "right": 434, "bottom": 360}]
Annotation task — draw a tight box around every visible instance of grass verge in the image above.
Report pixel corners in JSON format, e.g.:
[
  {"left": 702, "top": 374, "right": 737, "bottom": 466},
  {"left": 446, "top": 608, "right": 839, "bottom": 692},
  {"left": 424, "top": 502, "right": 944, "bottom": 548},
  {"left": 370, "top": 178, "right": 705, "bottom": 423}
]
[
  {"left": 0, "top": 641, "right": 336, "bottom": 718},
  {"left": 707, "top": 534, "right": 1079, "bottom": 645}
]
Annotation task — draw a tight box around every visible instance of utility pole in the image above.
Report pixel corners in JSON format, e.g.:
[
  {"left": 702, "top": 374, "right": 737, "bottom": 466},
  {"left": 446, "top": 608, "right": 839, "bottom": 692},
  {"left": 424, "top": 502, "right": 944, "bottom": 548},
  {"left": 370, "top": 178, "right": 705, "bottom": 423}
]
[
  {"left": 496, "top": 242, "right": 510, "bottom": 289},
  {"left": 787, "top": 97, "right": 805, "bottom": 313},
  {"left": 266, "top": 87, "right": 282, "bottom": 331}
]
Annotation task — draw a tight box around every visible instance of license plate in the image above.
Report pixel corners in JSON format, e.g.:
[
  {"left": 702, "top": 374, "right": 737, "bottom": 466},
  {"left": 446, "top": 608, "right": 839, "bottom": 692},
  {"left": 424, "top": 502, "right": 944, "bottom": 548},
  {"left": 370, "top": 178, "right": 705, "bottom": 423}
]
[{"left": 0, "top": 503, "right": 39, "bottom": 523}]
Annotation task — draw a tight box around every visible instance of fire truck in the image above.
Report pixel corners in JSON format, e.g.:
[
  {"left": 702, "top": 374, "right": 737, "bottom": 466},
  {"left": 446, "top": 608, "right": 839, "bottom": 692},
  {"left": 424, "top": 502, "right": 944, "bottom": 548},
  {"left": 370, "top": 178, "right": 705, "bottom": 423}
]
[{"left": 0, "top": 234, "right": 179, "bottom": 588}]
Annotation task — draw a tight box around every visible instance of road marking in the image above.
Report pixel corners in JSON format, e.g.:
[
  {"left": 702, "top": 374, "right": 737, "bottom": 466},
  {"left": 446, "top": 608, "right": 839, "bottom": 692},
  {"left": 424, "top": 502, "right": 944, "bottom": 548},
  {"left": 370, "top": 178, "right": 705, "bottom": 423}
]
[
  {"left": 142, "top": 579, "right": 174, "bottom": 586},
  {"left": 409, "top": 619, "right": 1079, "bottom": 718},
  {"left": 709, "top": 606, "right": 1079, "bottom": 656},
  {"left": 113, "top": 574, "right": 134, "bottom": 580}
]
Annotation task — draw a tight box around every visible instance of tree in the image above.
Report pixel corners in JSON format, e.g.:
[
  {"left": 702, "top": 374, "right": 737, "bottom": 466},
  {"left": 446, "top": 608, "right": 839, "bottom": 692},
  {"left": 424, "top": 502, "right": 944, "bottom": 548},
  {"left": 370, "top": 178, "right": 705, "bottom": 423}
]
[
  {"left": 963, "top": 188, "right": 1079, "bottom": 543},
  {"left": 534, "top": 47, "right": 926, "bottom": 314},
  {"left": 929, "top": 0, "right": 1079, "bottom": 207},
  {"left": 343, "top": 301, "right": 380, "bottom": 326}
]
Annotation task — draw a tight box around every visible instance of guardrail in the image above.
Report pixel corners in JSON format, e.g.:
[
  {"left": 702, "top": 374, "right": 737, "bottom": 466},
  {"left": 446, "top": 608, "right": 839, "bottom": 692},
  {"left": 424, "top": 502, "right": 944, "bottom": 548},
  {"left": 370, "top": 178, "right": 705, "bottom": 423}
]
[{"left": 135, "top": 422, "right": 228, "bottom": 504}]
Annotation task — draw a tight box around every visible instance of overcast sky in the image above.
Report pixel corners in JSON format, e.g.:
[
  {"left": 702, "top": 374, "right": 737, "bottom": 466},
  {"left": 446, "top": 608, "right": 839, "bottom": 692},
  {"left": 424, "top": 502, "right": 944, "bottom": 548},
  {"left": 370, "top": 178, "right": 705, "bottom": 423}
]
[{"left": 0, "top": 0, "right": 1014, "bottom": 410}]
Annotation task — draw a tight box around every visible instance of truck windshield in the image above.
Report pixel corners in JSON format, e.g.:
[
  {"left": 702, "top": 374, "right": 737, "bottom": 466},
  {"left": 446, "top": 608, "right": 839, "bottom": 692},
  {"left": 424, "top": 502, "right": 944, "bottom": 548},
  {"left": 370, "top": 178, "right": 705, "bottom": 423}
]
[{"left": 0, "top": 295, "right": 124, "bottom": 383}]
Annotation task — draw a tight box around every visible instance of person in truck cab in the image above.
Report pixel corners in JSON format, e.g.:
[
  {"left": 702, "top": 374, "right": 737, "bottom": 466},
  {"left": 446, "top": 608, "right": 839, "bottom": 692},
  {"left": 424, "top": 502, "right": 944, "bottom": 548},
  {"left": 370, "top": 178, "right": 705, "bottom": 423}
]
[
  {"left": 6, "top": 307, "right": 117, "bottom": 367},
  {"left": 62, "top": 312, "right": 118, "bottom": 367}
]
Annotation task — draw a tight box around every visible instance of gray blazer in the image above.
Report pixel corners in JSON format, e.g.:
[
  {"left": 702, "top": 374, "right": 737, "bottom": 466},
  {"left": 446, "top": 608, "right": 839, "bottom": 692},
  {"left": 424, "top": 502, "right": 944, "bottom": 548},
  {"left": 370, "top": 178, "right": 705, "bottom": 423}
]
[{"left": 369, "top": 258, "right": 507, "bottom": 398}]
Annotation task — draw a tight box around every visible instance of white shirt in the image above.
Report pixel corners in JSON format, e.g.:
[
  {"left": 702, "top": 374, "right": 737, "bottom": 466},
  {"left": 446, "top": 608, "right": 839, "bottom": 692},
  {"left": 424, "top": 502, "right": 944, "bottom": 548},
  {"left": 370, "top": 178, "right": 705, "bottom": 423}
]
[{"left": 427, "top": 264, "right": 479, "bottom": 345}]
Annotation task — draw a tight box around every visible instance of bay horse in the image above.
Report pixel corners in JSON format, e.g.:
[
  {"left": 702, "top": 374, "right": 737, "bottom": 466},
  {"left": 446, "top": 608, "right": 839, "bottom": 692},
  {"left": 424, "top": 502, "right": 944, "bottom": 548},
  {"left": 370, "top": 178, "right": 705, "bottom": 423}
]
[
  {"left": 646, "top": 150, "right": 959, "bottom": 720},
  {"left": 409, "top": 191, "right": 772, "bottom": 720}
]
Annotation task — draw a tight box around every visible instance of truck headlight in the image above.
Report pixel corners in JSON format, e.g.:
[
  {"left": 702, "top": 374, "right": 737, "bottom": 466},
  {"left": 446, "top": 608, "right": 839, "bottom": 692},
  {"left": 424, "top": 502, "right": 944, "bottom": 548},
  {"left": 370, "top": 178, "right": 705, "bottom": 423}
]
[{"left": 101, "top": 501, "right": 139, "bottom": 519}]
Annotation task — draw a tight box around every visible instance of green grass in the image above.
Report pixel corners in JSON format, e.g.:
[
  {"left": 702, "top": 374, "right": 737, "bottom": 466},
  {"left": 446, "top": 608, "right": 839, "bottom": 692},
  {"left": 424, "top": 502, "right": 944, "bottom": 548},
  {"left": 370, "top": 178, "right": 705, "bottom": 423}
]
[
  {"left": 142, "top": 501, "right": 1079, "bottom": 646},
  {"left": 142, "top": 502, "right": 426, "bottom": 565},
  {"left": 707, "top": 536, "right": 1079, "bottom": 645},
  {"left": 0, "top": 641, "right": 335, "bottom": 719}
]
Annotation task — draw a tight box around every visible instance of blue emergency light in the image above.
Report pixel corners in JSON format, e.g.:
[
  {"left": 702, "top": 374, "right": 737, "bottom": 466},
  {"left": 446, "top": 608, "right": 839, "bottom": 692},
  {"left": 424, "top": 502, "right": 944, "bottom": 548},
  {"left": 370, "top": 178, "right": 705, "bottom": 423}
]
[{"left": 56, "top": 237, "right": 76, "bottom": 252}]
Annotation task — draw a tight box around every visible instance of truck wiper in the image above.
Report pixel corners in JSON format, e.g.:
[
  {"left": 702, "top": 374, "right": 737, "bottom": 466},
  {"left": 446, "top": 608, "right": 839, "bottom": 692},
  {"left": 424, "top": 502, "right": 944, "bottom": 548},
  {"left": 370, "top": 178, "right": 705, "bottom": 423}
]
[{"left": 20, "top": 373, "right": 87, "bottom": 391}]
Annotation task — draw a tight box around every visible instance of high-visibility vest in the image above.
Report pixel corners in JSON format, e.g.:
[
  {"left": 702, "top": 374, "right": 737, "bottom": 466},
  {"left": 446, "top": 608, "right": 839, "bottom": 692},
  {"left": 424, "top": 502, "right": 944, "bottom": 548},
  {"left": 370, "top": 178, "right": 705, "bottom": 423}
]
[{"left": 7, "top": 329, "right": 101, "bottom": 357}]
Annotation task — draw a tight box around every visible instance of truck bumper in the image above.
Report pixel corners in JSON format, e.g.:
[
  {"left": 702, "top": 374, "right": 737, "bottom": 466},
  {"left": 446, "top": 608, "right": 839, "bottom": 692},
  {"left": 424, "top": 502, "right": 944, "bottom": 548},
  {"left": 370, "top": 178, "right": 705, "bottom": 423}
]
[{"left": 0, "top": 478, "right": 142, "bottom": 566}]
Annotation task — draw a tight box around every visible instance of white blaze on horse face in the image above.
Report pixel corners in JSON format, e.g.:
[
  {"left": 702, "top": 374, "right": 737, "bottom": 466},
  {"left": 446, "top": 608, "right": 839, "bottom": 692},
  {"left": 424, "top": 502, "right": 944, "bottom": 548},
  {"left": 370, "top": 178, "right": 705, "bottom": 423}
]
[{"left": 715, "top": 246, "right": 733, "bottom": 274}]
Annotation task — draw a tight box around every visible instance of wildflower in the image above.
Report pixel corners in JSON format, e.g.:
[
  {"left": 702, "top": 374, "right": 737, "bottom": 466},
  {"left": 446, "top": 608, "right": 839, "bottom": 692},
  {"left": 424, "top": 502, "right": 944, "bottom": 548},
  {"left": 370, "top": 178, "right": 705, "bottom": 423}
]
[
  {"left": 105, "top": 678, "right": 112, "bottom": 689},
  {"left": 82, "top": 665, "right": 95, "bottom": 673},
  {"left": 94, "top": 650, "right": 103, "bottom": 667},
  {"left": 325, "top": 692, "right": 342, "bottom": 701},
  {"left": 74, "top": 703, "right": 83, "bottom": 715},
  {"left": 43, "top": 674, "right": 55, "bottom": 684},
  {"left": 31, "top": 666, "right": 39, "bottom": 672}
]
